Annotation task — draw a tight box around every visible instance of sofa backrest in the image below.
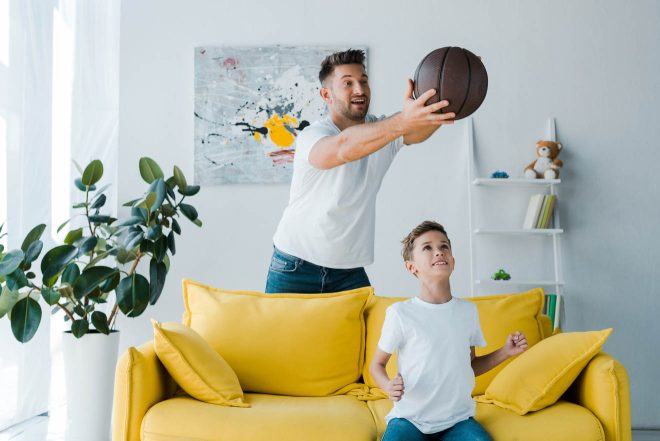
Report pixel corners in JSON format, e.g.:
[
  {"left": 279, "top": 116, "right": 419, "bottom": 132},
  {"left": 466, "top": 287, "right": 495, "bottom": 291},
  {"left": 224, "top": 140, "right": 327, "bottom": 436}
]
[{"left": 363, "top": 288, "right": 546, "bottom": 395}]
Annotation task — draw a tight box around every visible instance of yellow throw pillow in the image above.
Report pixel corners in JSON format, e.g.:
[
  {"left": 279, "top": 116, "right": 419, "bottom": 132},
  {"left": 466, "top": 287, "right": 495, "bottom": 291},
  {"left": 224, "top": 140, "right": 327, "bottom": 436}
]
[
  {"left": 152, "top": 320, "right": 249, "bottom": 407},
  {"left": 476, "top": 328, "right": 613, "bottom": 415},
  {"left": 182, "top": 279, "right": 373, "bottom": 397},
  {"left": 468, "top": 288, "right": 545, "bottom": 395}
]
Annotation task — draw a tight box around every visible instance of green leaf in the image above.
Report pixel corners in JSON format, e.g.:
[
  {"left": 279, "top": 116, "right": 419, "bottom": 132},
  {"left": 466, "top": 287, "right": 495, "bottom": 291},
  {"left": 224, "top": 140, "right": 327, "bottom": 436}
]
[
  {"left": 99, "top": 271, "right": 120, "bottom": 293},
  {"left": 122, "top": 198, "right": 141, "bottom": 207},
  {"left": 167, "top": 231, "right": 176, "bottom": 255},
  {"left": 41, "top": 245, "right": 78, "bottom": 286},
  {"left": 154, "top": 236, "right": 168, "bottom": 262},
  {"left": 62, "top": 263, "right": 81, "bottom": 285},
  {"left": 178, "top": 184, "right": 200, "bottom": 197},
  {"left": 24, "top": 240, "right": 43, "bottom": 265},
  {"left": 139, "top": 157, "right": 164, "bottom": 183},
  {"left": 64, "top": 228, "right": 83, "bottom": 245},
  {"left": 57, "top": 218, "right": 72, "bottom": 233},
  {"left": 91, "top": 311, "right": 110, "bottom": 334},
  {"left": 72, "top": 159, "right": 84, "bottom": 175},
  {"left": 74, "top": 178, "right": 96, "bottom": 192},
  {"left": 78, "top": 236, "right": 98, "bottom": 255},
  {"left": 5, "top": 269, "right": 28, "bottom": 291},
  {"left": 88, "top": 215, "right": 113, "bottom": 224},
  {"left": 0, "top": 285, "right": 19, "bottom": 319},
  {"left": 82, "top": 160, "right": 104, "bottom": 186},
  {"left": 71, "top": 319, "right": 89, "bottom": 338},
  {"left": 139, "top": 192, "right": 157, "bottom": 211},
  {"left": 41, "top": 287, "right": 61, "bottom": 306},
  {"left": 131, "top": 207, "right": 149, "bottom": 222},
  {"left": 146, "top": 225, "right": 162, "bottom": 241},
  {"left": 26, "top": 271, "right": 36, "bottom": 279},
  {"left": 179, "top": 203, "right": 198, "bottom": 222},
  {"left": 90, "top": 193, "right": 107, "bottom": 209},
  {"left": 116, "top": 274, "right": 150, "bottom": 317},
  {"left": 149, "top": 259, "right": 167, "bottom": 305},
  {"left": 192, "top": 218, "right": 202, "bottom": 227},
  {"left": 10, "top": 297, "right": 42, "bottom": 343},
  {"left": 0, "top": 250, "right": 25, "bottom": 277},
  {"left": 172, "top": 166, "right": 188, "bottom": 190},
  {"left": 116, "top": 248, "right": 138, "bottom": 265},
  {"left": 72, "top": 202, "right": 89, "bottom": 209},
  {"left": 148, "top": 178, "right": 166, "bottom": 213},
  {"left": 113, "top": 216, "right": 144, "bottom": 228},
  {"left": 161, "top": 203, "right": 176, "bottom": 217},
  {"left": 21, "top": 224, "right": 46, "bottom": 253},
  {"left": 162, "top": 253, "right": 170, "bottom": 271},
  {"left": 73, "top": 266, "right": 118, "bottom": 300},
  {"left": 171, "top": 218, "right": 181, "bottom": 235},
  {"left": 123, "top": 230, "right": 144, "bottom": 251}
]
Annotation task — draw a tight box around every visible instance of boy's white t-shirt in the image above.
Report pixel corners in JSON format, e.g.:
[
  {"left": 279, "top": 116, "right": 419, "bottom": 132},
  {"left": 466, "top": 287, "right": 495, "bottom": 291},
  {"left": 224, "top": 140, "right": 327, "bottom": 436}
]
[
  {"left": 378, "top": 296, "right": 487, "bottom": 434},
  {"left": 272, "top": 114, "right": 403, "bottom": 269}
]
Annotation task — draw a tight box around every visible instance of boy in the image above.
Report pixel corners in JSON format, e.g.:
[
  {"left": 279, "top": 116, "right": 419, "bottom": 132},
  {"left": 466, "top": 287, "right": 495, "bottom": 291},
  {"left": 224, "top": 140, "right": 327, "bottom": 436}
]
[{"left": 370, "top": 221, "right": 528, "bottom": 440}]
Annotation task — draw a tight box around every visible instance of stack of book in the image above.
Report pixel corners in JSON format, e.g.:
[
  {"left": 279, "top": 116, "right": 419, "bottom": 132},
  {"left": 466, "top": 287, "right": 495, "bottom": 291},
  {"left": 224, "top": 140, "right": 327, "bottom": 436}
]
[
  {"left": 522, "top": 193, "right": 557, "bottom": 229},
  {"left": 543, "top": 293, "right": 562, "bottom": 330}
]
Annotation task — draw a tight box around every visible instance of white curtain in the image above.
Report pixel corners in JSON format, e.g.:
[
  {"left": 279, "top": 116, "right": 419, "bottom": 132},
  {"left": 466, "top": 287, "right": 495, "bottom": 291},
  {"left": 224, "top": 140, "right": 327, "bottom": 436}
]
[{"left": 0, "top": 0, "right": 119, "bottom": 430}]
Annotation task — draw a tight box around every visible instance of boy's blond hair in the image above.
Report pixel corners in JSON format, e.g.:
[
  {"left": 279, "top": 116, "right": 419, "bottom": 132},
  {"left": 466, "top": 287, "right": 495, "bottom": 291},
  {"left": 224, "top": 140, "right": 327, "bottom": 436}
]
[{"left": 401, "top": 221, "right": 451, "bottom": 261}]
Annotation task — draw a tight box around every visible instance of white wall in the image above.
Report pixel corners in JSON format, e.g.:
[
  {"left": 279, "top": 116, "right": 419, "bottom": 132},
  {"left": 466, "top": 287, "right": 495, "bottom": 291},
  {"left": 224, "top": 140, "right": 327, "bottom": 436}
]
[{"left": 118, "top": 0, "right": 660, "bottom": 428}]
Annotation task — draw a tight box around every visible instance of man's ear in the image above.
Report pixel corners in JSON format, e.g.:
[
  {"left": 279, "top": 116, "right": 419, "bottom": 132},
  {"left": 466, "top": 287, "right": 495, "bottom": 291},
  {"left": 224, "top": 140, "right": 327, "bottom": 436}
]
[{"left": 319, "top": 86, "right": 332, "bottom": 104}]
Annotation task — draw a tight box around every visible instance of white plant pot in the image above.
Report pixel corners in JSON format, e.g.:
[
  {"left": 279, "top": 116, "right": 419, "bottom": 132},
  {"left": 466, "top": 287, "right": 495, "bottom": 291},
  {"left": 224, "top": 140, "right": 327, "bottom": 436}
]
[{"left": 62, "top": 330, "right": 119, "bottom": 441}]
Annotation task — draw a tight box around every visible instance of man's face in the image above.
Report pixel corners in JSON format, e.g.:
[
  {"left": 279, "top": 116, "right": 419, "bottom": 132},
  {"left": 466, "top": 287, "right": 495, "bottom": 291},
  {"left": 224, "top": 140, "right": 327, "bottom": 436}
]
[
  {"left": 321, "top": 64, "right": 370, "bottom": 122},
  {"left": 406, "top": 230, "right": 455, "bottom": 279}
]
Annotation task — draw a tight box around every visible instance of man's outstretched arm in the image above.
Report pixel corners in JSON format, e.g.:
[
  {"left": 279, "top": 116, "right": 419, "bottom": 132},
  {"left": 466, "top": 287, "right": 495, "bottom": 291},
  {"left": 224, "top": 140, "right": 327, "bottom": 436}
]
[{"left": 309, "top": 82, "right": 455, "bottom": 169}]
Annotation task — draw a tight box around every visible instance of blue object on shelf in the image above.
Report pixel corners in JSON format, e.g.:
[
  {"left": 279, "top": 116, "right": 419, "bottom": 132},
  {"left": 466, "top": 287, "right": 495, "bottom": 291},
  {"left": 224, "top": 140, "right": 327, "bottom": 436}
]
[{"left": 490, "top": 170, "right": 510, "bottom": 179}]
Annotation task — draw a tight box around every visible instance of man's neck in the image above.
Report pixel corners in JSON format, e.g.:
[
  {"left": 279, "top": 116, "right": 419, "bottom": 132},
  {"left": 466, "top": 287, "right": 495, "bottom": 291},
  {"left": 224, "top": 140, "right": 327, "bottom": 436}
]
[
  {"left": 330, "top": 112, "right": 366, "bottom": 131},
  {"left": 417, "top": 278, "right": 453, "bottom": 304}
]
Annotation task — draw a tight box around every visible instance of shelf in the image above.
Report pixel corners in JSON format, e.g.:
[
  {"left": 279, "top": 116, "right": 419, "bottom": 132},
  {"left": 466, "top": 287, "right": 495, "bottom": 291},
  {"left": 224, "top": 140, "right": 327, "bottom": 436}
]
[
  {"left": 474, "top": 228, "right": 563, "bottom": 235},
  {"left": 473, "top": 178, "right": 560, "bottom": 187},
  {"left": 475, "top": 279, "right": 564, "bottom": 286}
]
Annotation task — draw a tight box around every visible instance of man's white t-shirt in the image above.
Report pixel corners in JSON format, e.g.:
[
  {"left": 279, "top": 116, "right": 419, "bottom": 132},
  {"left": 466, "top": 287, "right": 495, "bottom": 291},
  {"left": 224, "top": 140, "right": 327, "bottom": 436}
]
[
  {"left": 273, "top": 114, "right": 403, "bottom": 269},
  {"left": 378, "top": 296, "right": 487, "bottom": 434}
]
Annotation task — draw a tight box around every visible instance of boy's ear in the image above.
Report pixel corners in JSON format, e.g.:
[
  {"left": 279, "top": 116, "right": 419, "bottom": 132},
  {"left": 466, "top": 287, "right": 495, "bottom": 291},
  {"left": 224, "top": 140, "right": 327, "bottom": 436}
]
[{"left": 404, "top": 260, "right": 417, "bottom": 275}]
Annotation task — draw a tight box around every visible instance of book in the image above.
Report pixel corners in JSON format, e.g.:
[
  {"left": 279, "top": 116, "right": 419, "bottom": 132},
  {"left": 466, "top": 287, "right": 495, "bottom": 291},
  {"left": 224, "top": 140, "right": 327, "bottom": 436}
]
[
  {"left": 546, "top": 294, "right": 557, "bottom": 326},
  {"left": 539, "top": 195, "right": 556, "bottom": 228},
  {"left": 536, "top": 195, "right": 550, "bottom": 228},
  {"left": 522, "top": 194, "right": 545, "bottom": 229},
  {"left": 553, "top": 294, "right": 561, "bottom": 330}
]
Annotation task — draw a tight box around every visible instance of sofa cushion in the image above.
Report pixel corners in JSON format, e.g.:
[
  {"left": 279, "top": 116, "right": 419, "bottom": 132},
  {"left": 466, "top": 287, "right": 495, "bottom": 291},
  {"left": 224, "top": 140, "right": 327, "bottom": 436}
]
[
  {"left": 468, "top": 288, "right": 545, "bottom": 395},
  {"left": 366, "top": 399, "right": 604, "bottom": 441},
  {"left": 476, "top": 329, "right": 613, "bottom": 415},
  {"left": 152, "top": 320, "right": 249, "bottom": 407},
  {"left": 182, "top": 279, "right": 372, "bottom": 396},
  {"left": 141, "top": 394, "right": 377, "bottom": 441},
  {"left": 476, "top": 401, "right": 605, "bottom": 440}
]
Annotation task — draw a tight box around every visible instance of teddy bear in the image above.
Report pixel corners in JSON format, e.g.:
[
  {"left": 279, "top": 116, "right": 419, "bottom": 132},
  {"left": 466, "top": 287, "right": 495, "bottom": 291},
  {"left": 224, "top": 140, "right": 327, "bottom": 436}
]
[{"left": 524, "top": 140, "right": 563, "bottom": 179}]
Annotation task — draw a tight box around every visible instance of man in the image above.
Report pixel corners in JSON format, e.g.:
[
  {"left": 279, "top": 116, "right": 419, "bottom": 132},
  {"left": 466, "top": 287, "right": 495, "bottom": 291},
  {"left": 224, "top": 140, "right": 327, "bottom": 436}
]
[{"left": 266, "top": 49, "right": 455, "bottom": 294}]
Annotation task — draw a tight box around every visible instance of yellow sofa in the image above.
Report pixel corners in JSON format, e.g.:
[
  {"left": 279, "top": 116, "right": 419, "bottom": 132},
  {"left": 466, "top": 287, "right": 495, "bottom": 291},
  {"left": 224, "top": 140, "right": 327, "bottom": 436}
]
[{"left": 112, "top": 283, "right": 631, "bottom": 441}]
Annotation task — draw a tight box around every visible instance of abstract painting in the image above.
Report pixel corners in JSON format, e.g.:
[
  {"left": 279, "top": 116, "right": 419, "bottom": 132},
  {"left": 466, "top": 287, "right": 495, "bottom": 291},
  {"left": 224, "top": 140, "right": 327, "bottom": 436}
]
[{"left": 194, "top": 46, "right": 366, "bottom": 184}]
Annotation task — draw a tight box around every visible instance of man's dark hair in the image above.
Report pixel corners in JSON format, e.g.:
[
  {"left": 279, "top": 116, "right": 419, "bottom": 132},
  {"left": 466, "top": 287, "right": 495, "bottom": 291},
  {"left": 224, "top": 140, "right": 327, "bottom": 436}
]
[
  {"left": 401, "top": 221, "right": 451, "bottom": 261},
  {"left": 319, "top": 49, "right": 366, "bottom": 84}
]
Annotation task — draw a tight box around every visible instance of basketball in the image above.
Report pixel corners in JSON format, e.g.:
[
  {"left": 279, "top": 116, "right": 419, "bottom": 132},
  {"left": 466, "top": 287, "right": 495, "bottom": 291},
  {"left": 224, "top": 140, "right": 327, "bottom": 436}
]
[{"left": 413, "top": 47, "right": 488, "bottom": 120}]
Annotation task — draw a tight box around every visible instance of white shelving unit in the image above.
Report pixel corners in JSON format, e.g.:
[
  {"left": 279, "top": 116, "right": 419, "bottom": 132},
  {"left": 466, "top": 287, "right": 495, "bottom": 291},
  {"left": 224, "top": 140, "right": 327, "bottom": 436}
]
[{"left": 466, "top": 117, "right": 564, "bottom": 299}]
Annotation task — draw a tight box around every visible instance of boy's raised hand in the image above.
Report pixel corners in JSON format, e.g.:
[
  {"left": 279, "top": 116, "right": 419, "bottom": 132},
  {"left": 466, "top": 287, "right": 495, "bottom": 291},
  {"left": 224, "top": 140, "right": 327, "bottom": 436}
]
[
  {"left": 386, "top": 373, "right": 405, "bottom": 402},
  {"left": 504, "top": 331, "right": 528, "bottom": 357}
]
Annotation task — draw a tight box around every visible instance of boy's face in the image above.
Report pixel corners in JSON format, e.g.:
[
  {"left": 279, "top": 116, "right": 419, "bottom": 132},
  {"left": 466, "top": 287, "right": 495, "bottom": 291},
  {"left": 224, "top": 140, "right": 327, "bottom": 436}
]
[{"left": 405, "top": 230, "right": 455, "bottom": 279}]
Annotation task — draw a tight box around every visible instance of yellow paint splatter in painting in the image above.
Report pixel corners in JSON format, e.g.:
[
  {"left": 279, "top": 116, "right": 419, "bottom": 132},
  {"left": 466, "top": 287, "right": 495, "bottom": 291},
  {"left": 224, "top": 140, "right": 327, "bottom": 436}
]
[
  {"left": 263, "top": 113, "right": 298, "bottom": 148},
  {"left": 254, "top": 132, "right": 262, "bottom": 142}
]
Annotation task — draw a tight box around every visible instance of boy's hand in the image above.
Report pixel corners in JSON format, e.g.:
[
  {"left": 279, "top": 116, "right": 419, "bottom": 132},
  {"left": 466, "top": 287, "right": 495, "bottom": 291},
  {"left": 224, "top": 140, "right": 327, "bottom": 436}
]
[
  {"left": 503, "top": 331, "right": 528, "bottom": 357},
  {"left": 386, "top": 373, "right": 405, "bottom": 402}
]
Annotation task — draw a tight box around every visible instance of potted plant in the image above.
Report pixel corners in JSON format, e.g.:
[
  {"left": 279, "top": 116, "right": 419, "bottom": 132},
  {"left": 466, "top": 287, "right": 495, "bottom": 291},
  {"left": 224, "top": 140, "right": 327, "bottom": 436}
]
[{"left": 0, "top": 157, "right": 202, "bottom": 440}]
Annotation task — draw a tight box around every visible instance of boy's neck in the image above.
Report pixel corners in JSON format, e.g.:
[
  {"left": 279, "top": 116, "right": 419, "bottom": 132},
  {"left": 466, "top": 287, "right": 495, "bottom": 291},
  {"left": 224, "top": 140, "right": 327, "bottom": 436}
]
[{"left": 418, "top": 279, "right": 453, "bottom": 304}]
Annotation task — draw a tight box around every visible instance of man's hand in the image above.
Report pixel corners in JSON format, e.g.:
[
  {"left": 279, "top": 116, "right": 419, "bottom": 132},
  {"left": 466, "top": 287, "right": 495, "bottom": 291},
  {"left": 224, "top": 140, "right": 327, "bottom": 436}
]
[
  {"left": 400, "top": 79, "right": 455, "bottom": 134},
  {"left": 503, "top": 331, "right": 528, "bottom": 357},
  {"left": 386, "top": 373, "right": 405, "bottom": 402}
]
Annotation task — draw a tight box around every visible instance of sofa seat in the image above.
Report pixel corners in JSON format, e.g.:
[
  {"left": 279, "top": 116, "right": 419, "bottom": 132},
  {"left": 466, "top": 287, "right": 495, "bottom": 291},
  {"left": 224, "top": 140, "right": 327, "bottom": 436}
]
[
  {"left": 141, "top": 393, "right": 378, "bottom": 441},
  {"left": 367, "top": 399, "right": 605, "bottom": 441}
]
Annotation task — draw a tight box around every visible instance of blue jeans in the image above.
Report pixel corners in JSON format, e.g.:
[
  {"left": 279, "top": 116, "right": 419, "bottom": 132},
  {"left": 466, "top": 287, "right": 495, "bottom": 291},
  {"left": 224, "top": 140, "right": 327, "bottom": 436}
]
[
  {"left": 382, "top": 417, "right": 492, "bottom": 441},
  {"left": 265, "top": 246, "right": 371, "bottom": 294}
]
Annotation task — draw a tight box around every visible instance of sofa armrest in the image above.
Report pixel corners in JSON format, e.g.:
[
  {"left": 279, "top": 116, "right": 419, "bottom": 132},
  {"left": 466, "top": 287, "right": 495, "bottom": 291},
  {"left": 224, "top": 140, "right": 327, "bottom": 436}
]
[
  {"left": 572, "top": 352, "right": 631, "bottom": 441},
  {"left": 112, "top": 341, "right": 177, "bottom": 441}
]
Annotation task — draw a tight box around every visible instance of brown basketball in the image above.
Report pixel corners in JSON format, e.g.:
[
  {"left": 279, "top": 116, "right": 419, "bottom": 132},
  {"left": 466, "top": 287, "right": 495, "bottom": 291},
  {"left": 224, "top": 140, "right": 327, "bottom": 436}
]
[{"left": 413, "top": 47, "right": 488, "bottom": 120}]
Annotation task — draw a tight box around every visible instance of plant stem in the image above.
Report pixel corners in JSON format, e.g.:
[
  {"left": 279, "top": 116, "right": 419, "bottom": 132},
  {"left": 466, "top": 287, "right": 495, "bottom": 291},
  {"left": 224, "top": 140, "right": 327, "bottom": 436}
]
[{"left": 57, "top": 303, "right": 76, "bottom": 322}]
